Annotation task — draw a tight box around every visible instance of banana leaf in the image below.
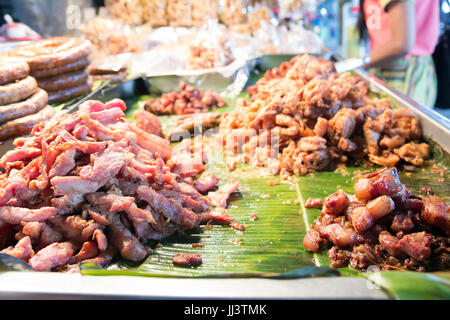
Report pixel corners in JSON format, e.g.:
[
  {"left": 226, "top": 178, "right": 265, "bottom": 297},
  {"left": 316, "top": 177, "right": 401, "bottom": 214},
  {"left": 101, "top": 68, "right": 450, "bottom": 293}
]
[
  {"left": 89, "top": 75, "right": 448, "bottom": 300},
  {"left": 82, "top": 156, "right": 336, "bottom": 278},
  {"left": 297, "top": 165, "right": 450, "bottom": 299},
  {"left": 2, "top": 63, "right": 448, "bottom": 299},
  {"left": 81, "top": 85, "right": 449, "bottom": 288},
  {"left": 80, "top": 91, "right": 340, "bottom": 278}
]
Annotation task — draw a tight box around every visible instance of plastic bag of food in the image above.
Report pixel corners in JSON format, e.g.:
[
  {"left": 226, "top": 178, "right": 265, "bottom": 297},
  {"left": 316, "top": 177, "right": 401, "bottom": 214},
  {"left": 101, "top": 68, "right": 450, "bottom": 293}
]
[
  {"left": 252, "top": 20, "right": 282, "bottom": 54},
  {"left": 284, "top": 22, "right": 326, "bottom": 54},
  {"left": 83, "top": 16, "right": 152, "bottom": 61},
  {"left": 190, "top": 0, "right": 218, "bottom": 27},
  {"left": 166, "top": 0, "right": 193, "bottom": 27},
  {"left": 247, "top": 3, "right": 274, "bottom": 32},
  {"left": 141, "top": 0, "right": 168, "bottom": 27},
  {"left": 278, "top": 0, "right": 304, "bottom": 20},
  {"left": 219, "top": 0, "right": 248, "bottom": 26},
  {"left": 105, "top": 0, "right": 145, "bottom": 25},
  {"left": 185, "top": 20, "right": 236, "bottom": 70}
]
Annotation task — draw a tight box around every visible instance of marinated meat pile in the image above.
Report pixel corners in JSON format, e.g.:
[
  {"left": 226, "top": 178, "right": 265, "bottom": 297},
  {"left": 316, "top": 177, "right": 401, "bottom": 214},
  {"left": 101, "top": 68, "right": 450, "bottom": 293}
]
[
  {"left": 3, "top": 37, "right": 93, "bottom": 104},
  {"left": 144, "top": 82, "right": 226, "bottom": 115},
  {"left": 0, "top": 98, "right": 239, "bottom": 272},
  {"left": 0, "top": 59, "right": 55, "bottom": 141},
  {"left": 303, "top": 167, "right": 449, "bottom": 272},
  {"left": 219, "top": 54, "right": 429, "bottom": 177}
]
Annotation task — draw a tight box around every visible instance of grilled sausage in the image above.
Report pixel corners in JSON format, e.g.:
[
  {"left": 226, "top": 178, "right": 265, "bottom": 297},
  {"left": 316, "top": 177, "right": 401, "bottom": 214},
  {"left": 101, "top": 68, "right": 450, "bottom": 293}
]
[
  {"left": 0, "top": 88, "right": 48, "bottom": 125},
  {"left": 47, "top": 79, "right": 92, "bottom": 104},
  {"left": 0, "top": 76, "right": 37, "bottom": 105},
  {"left": 0, "top": 60, "right": 29, "bottom": 85},
  {"left": 37, "top": 70, "right": 88, "bottom": 92},
  {"left": 0, "top": 105, "right": 56, "bottom": 140},
  {"left": 4, "top": 37, "right": 92, "bottom": 70},
  {"left": 31, "top": 56, "right": 91, "bottom": 78}
]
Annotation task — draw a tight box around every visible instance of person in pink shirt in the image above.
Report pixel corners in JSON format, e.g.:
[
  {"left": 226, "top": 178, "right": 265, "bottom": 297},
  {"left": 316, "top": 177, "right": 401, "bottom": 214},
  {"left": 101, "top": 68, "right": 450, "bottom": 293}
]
[{"left": 357, "top": 0, "right": 440, "bottom": 107}]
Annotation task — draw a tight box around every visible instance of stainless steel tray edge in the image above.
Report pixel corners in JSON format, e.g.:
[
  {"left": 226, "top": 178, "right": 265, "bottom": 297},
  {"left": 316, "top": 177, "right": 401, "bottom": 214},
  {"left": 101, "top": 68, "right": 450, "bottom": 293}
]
[{"left": 0, "top": 271, "right": 388, "bottom": 300}]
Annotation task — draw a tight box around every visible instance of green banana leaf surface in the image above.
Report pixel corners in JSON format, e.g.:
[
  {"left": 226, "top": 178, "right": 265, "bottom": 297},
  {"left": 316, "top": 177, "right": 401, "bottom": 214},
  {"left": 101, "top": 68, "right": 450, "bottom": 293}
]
[
  {"left": 79, "top": 76, "right": 450, "bottom": 299},
  {"left": 1, "top": 62, "right": 448, "bottom": 300}
]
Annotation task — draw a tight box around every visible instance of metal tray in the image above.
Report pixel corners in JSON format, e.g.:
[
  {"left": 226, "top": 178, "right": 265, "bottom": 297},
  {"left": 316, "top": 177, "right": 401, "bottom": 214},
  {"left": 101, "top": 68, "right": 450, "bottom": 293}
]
[
  {"left": 0, "top": 271, "right": 388, "bottom": 299},
  {"left": 253, "top": 54, "right": 450, "bottom": 155},
  {"left": 1, "top": 54, "right": 448, "bottom": 300}
]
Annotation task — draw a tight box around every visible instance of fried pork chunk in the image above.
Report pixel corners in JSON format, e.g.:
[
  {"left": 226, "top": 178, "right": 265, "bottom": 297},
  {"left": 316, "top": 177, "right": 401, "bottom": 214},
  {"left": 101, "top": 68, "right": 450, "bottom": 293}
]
[
  {"left": 219, "top": 55, "right": 428, "bottom": 177},
  {"left": 144, "top": 82, "right": 226, "bottom": 116}
]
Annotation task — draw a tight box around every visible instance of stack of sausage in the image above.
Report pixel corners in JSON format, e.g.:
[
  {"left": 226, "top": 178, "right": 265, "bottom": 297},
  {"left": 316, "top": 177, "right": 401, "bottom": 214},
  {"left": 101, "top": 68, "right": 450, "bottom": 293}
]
[
  {"left": 0, "top": 59, "right": 55, "bottom": 141},
  {"left": 3, "top": 37, "right": 93, "bottom": 104}
]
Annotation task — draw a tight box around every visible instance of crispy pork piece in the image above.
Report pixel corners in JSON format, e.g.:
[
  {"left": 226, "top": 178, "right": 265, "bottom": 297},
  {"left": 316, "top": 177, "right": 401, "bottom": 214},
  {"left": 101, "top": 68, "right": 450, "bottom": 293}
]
[
  {"left": 82, "top": 244, "right": 117, "bottom": 267},
  {"left": 396, "top": 232, "right": 432, "bottom": 262},
  {"left": 109, "top": 214, "right": 148, "bottom": 262},
  {"left": 194, "top": 172, "right": 220, "bottom": 194},
  {"left": 172, "top": 252, "right": 202, "bottom": 267},
  {"left": 323, "top": 189, "right": 349, "bottom": 216},
  {"left": 72, "top": 240, "right": 100, "bottom": 263},
  {"left": 29, "top": 242, "right": 74, "bottom": 271},
  {"left": 0, "top": 236, "right": 34, "bottom": 262},
  {"left": 319, "top": 223, "right": 356, "bottom": 249},
  {"left": 379, "top": 231, "right": 404, "bottom": 258},
  {"left": 394, "top": 142, "right": 429, "bottom": 166},
  {"left": 133, "top": 109, "right": 162, "bottom": 137},
  {"left": 351, "top": 207, "right": 374, "bottom": 233},
  {"left": 303, "top": 229, "right": 322, "bottom": 252},
  {"left": 422, "top": 197, "right": 450, "bottom": 235},
  {"left": 304, "top": 197, "right": 323, "bottom": 209},
  {"left": 168, "top": 113, "right": 221, "bottom": 141}
]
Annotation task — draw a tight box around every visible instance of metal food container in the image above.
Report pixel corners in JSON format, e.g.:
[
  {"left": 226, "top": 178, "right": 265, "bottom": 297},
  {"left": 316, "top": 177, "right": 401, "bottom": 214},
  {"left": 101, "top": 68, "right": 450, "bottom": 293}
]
[{"left": 0, "top": 53, "right": 448, "bottom": 300}]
